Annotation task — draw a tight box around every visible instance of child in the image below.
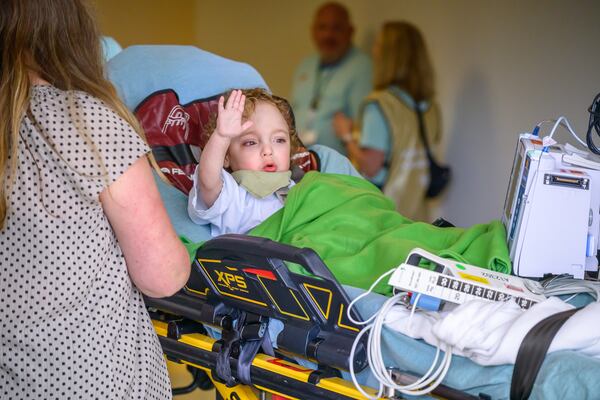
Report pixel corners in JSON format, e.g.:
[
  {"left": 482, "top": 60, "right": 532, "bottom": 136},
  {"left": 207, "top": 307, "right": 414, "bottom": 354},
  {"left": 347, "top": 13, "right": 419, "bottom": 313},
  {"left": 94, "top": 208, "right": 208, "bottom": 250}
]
[{"left": 188, "top": 88, "right": 297, "bottom": 236}]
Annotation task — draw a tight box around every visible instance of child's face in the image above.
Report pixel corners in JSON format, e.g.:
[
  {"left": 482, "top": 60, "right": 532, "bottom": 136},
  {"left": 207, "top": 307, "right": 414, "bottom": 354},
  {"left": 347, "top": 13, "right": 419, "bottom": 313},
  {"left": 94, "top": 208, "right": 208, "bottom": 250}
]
[{"left": 225, "top": 102, "right": 291, "bottom": 173}]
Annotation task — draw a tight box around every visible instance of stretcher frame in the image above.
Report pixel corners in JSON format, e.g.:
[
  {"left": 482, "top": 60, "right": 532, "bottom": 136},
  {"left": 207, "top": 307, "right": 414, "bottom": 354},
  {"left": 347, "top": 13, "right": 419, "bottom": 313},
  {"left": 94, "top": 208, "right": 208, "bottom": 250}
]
[{"left": 147, "top": 234, "right": 485, "bottom": 400}]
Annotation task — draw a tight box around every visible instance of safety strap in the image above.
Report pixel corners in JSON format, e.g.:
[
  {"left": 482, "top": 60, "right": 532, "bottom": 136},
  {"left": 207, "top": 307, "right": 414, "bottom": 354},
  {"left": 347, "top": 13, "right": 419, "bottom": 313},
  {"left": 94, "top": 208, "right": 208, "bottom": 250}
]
[
  {"left": 215, "top": 312, "right": 271, "bottom": 387},
  {"left": 215, "top": 327, "right": 238, "bottom": 387},
  {"left": 510, "top": 308, "right": 580, "bottom": 400},
  {"left": 236, "top": 315, "right": 272, "bottom": 385}
]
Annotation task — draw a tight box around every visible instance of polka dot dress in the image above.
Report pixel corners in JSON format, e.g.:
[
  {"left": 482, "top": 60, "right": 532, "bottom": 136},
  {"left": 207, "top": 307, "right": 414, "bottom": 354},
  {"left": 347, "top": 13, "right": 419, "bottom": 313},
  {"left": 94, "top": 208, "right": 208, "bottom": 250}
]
[{"left": 0, "top": 85, "right": 172, "bottom": 399}]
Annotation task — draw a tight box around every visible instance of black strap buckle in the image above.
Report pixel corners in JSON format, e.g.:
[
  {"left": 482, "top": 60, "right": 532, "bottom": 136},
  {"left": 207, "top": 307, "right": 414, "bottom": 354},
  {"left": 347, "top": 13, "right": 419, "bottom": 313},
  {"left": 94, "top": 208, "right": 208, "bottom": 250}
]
[{"left": 214, "top": 311, "right": 269, "bottom": 387}]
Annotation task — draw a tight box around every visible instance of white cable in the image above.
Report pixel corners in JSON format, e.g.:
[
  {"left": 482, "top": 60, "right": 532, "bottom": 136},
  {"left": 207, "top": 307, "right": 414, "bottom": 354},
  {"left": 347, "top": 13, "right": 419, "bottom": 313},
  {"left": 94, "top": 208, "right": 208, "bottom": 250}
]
[
  {"left": 542, "top": 275, "right": 600, "bottom": 301},
  {"left": 348, "top": 283, "right": 453, "bottom": 398},
  {"left": 346, "top": 268, "right": 396, "bottom": 326},
  {"left": 406, "top": 292, "right": 422, "bottom": 334},
  {"left": 370, "top": 295, "right": 451, "bottom": 395},
  {"left": 541, "top": 116, "right": 588, "bottom": 148},
  {"left": 563, "top": 293, "right": 579, "bottom": 303},
  {"left": 349, "top": 325, "right": 383, "bottom": 399}
]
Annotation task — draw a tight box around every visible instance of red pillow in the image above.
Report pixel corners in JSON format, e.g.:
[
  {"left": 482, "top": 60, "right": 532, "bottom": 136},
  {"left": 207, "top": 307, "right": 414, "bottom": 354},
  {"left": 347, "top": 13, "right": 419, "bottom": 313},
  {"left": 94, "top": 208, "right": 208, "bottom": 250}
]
[{"left": 135, "top": 89, "right": 318, "bottom": 194}]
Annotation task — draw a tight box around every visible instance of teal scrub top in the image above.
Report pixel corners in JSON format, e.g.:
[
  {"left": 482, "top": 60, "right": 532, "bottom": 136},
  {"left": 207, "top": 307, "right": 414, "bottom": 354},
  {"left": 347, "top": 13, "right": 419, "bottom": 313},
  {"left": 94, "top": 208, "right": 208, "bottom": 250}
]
[{"left": 291, "top": 47, "right": 372, "bottom": 155}]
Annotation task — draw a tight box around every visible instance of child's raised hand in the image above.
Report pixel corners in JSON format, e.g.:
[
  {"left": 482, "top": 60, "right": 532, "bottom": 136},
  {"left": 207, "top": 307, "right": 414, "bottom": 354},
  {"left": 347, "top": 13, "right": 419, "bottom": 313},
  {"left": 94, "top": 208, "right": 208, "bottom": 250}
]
[{"left": 215, "top": 89, "right": 254, "bottom": 139}]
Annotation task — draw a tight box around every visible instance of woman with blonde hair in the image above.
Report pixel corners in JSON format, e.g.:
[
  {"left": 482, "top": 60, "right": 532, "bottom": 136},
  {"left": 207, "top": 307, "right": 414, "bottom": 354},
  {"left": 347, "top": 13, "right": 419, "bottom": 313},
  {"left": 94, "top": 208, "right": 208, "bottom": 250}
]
[
  {"left": 334, "top": 21, "right": 443, "bottom": 222},
  {"left": 0, "top": 0, "right": 190, "bottom": 397}
]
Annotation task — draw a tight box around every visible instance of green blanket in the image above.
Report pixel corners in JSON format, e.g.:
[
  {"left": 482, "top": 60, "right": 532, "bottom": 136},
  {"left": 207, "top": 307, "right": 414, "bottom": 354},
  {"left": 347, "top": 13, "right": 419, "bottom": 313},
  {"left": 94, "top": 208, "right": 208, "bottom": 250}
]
[{"left": 186, "top": 172, "right": 511, "bottom": 295}]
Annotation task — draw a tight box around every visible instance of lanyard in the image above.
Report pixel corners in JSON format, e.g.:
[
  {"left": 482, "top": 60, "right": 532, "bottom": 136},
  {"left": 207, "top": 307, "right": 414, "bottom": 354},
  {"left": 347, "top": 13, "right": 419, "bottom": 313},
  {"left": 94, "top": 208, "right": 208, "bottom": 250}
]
[{"left": 310, "top": 66, "right": 336, "bottom": 110}]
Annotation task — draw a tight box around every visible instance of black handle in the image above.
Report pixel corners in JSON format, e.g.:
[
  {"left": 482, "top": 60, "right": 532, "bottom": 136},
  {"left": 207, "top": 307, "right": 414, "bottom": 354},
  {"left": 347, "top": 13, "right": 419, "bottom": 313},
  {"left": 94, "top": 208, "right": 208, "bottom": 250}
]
[{"left": 201, "top": 234, "right": 337, "bottom": 282}]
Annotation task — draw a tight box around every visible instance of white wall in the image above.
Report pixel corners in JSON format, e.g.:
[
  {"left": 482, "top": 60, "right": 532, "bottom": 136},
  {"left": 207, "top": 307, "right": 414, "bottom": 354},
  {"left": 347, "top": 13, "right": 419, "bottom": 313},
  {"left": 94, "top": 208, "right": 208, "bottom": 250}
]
[
  {"left": 195, "top": 0, "right": 600, "bottom": 227},
  {"left": 95, "top": 0, "right": 197, "bottom": 46},
  {"left": 194, "top": 0, "right": 373, "bottom": 96},
  {"left": 365, "top": 0, "right": 600, "bottom": 226}
]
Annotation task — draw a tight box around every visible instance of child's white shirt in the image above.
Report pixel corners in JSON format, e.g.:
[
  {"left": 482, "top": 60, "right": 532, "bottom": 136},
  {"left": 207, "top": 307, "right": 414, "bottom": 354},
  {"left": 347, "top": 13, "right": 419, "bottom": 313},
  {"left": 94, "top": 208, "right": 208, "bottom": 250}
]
[{"left": 188, "top": 167, "right": 294, "bottom": 237}]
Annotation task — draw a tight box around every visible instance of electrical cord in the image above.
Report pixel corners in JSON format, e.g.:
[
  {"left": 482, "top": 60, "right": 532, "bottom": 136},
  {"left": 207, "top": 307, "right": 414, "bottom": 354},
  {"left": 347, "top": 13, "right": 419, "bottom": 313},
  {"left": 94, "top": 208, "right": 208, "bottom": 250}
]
[
  {"left": 541, "top": 274, "right": 600, "bottom": 301},
  {"left": 585, "top": 92, "right": 600, "bottom": 155},
  {"left": 532, "top": 93, "right": 600, "bottom": 154},
  {"left": 347, "top": 271, "right": 451, "bottom": 399},
  {"left": 534, "top": 116, "right": 587, "bottom": 148},
  {"left": 346, "top": 268, "right": 599, "bottom": 399}
]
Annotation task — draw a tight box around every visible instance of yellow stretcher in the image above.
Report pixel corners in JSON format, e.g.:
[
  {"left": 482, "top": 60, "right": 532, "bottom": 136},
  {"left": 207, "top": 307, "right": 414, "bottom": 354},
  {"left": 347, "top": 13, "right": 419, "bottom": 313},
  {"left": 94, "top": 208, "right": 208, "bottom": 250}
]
[
  {"left": 156, "top": 321, "right": 379, "bottom": 400},
  {"left": 147, "top": 235, "right": 480, "bottom": 400}
]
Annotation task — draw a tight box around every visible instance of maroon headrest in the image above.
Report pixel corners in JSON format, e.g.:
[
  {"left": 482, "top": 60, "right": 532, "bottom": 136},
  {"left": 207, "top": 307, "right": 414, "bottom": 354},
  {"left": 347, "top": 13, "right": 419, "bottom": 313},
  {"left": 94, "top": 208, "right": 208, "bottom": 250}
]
[{"left": 135, "top": 89, "right": 318, "bottom": 194}]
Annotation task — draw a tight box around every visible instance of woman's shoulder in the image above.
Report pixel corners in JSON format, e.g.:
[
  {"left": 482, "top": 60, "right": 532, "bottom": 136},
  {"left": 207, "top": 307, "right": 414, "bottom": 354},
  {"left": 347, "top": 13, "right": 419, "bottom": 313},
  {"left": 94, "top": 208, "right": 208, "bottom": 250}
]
[
  {"left": 30, "top": 84, "right": 122, "bottom": 121},
  {"left": 28, "top": 84, "right": 142, "bottom": 151},
  {"left": 363, "top": 88, "right": 412, "bottom": 113},
  {"left": 367, "top": 86, "right": 439, "bottom": 114},
  {"left": 364, "top": 87, "right": 397, "bottom": 101}
]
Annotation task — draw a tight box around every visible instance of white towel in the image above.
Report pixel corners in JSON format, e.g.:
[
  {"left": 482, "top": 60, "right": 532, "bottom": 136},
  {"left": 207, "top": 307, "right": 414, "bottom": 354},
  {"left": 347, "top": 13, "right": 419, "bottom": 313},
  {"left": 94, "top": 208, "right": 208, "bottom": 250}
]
[{"left": 385, "top": 297, "right": 600, "bottom": 366}]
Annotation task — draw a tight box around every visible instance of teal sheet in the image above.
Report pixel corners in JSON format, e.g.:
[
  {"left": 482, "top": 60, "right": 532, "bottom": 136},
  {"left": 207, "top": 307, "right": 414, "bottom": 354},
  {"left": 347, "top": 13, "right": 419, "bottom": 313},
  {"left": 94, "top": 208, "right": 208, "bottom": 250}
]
[{"left": 340, "top": 286, "right": 600, "bottom": 400}]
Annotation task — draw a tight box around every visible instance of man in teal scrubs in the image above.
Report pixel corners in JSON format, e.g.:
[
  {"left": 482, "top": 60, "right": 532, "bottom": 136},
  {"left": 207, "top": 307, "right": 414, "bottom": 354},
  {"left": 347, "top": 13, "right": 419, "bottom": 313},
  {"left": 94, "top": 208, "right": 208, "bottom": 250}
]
[{"left": 291, "top": 2, "right": 372, "bottom": 155}]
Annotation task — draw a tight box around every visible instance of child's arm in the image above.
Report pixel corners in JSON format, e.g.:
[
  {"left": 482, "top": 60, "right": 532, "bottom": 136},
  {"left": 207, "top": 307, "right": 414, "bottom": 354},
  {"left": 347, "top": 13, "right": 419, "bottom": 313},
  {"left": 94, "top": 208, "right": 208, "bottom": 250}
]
[{"left": 198, "top": 90, "right": 253, "bottom": 207}]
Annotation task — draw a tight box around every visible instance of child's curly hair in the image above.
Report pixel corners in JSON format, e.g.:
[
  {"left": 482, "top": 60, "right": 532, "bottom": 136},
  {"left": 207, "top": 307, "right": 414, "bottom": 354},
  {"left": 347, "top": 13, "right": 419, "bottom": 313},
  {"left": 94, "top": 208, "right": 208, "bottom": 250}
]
[{"left": 204, "top": 88, "right": 301, "bottom": 153}]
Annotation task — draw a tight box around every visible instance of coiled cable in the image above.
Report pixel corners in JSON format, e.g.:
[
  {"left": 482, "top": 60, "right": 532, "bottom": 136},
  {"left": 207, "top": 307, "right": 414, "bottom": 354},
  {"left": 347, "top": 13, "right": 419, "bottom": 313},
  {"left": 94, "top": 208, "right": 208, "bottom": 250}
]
[{"left": 585, "top": 92, "right": 600, "bottom": 154}]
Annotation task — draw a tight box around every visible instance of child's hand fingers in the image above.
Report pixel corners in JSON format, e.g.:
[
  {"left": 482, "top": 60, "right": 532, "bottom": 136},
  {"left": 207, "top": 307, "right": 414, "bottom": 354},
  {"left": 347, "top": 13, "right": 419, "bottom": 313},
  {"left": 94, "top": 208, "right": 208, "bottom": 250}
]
[
  {"left": 218, "top": 96, "right": 225, "bottom": 112},
  {"left": 238, "top": 94, "right": 246, "bottom": 112},
  {"left": 225, "top": 90, "right": 238, "bottom": 109},
  {"left": 232, "top": 90, "right": 242, "bottom": 110}
]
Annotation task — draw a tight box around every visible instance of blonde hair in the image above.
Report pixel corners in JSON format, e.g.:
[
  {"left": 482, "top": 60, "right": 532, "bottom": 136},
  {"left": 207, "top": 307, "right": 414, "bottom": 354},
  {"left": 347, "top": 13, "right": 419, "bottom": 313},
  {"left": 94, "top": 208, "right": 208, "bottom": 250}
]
[
  {"left": 0, "top": 0, "right": 149, "bottom": 227},
  {"left": 373, "top": 21, "right": 435, "bottom": 102},
  {"left": 205, "top": 88, "right": 301, "bottom": 155}
]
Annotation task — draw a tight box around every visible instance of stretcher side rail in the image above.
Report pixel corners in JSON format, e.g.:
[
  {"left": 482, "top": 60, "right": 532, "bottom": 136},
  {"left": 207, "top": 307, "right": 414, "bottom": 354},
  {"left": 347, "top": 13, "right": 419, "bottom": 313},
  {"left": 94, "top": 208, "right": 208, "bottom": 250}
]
[
  {"left": 145, "top": 234, "right": 369, "bottom": 387},
  {"left": 153, "top": 319, "right": 379, "bottom": 400},
  {"left": 152, "top": 317, "right": 487, "bottom": 400}
]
